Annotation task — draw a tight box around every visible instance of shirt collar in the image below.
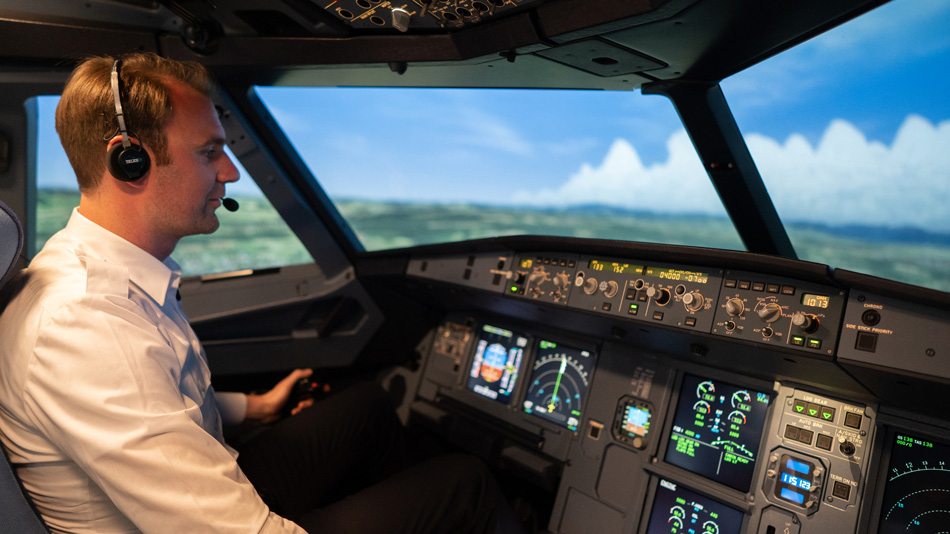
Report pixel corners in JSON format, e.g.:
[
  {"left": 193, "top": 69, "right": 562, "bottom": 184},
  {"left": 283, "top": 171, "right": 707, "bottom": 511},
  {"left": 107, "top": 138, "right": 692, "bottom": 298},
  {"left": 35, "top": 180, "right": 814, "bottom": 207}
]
[{"left": 65, "top": 209, "right": 181, "bottom": 306}]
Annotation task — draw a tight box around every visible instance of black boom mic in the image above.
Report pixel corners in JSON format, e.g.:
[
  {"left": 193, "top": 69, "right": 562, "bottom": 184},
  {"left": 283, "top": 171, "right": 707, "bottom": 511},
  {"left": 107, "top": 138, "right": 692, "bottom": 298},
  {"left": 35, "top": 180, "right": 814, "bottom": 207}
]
[{"left": 222, "top": 198, "right": 239, "bottom": 212}]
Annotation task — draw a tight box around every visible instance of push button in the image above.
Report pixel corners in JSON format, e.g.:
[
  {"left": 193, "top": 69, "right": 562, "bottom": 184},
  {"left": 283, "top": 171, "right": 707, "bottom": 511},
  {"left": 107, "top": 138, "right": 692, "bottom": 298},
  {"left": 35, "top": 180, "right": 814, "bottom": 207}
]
[
  {"left": 844, "top": 412, "right": 863, "bottom": 429},
  {"left": 816, "top": 434, "right": 833, "bottom": 451},
  {"left": 855, "top": 332, "right": 878, "bottom": 352},
  {"left": 833, "top": 481, "right": 852, "bottom": 500},
  {"left": 797, "top": 428, "right": 814, "bottom": 445}
]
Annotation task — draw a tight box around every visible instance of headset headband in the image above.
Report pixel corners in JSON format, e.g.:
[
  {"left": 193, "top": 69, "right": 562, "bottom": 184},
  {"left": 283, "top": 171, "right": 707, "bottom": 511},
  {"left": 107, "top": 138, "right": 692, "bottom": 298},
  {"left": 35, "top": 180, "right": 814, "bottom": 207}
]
[{"left": 111, "top": 59, "right": 131, "bottom": 150}]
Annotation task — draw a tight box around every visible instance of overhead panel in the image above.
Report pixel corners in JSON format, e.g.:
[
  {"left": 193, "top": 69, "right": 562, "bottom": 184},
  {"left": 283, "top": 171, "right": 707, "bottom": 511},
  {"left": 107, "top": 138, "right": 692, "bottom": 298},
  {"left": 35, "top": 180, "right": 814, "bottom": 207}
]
[{"left": 314, "top": 0, "right": 542, "bottom": 31}]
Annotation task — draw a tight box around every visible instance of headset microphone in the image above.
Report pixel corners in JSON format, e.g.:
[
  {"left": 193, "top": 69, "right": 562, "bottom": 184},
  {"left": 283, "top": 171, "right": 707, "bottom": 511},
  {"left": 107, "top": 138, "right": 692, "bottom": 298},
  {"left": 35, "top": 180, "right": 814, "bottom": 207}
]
[{"left": 221, "top": 198, "right": 239, "bottom": 212}]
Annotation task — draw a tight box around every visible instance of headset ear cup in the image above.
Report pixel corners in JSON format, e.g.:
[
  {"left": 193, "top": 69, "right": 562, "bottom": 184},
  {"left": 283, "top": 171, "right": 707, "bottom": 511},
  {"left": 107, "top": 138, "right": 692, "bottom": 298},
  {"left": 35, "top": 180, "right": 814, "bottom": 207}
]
[{"left": 107, "top": 142, "right": 150, "bottom": 182}]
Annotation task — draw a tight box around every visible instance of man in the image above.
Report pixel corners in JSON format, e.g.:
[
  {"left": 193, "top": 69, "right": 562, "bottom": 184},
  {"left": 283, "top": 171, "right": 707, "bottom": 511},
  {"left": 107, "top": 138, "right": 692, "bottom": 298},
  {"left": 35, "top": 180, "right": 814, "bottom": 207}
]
[{"left": 0, "top": 53, "right": 518, "bottom": 533}]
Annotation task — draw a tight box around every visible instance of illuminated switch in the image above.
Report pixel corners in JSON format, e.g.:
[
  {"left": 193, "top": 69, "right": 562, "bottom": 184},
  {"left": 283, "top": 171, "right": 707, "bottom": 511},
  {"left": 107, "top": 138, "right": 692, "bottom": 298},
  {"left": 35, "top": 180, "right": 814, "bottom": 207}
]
[
  {"left": 820, "top": 406, "right": 836, "bottom": 422},
  {"left": 725, "top": 279, "right": 737, "bottom": 288},
  {"left": 739, "top": 280, "right": 751, "bottom": 290},
  {"left": 602, "top": 302, "right": 612, "bottom": 312},
  {"left": 685, "top": 317, "right": 697, "bottom": 327},
  {"left": 766, "top": 284, "right": 780, "bottom": 293},
  {"left": 628, "top": 303, "right": 639, "bottom": 316},
  {"left": 816, "top": 434, "right": 833, "bottom": 451},
  {"left": 791, "top": 336, "right": 805, "bottom": 347},
  {"left": 807, "top": 338, "right": 822, "bottom": 350},
  {"left": 652, "top": 311, "right": 664, "bottom": 321},
  {"left": 806, "top": 403, "right": 821, "bottom": 418}
]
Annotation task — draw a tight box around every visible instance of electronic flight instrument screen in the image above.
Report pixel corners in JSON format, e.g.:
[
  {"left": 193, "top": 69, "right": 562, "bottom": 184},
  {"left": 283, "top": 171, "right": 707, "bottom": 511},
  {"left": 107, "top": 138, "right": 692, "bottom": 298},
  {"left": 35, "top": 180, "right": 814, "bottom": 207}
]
[
  {"left": 878, "top": 432, "right": 950, "bottom": 533},
  {"left": 466, "top": 324, "right": 528, "bottom": 404},
  {"left": 522, "top": 340, "right": 597, "bottom": 431},
  {"left": 665, "top": 375, "right": 771, "bottom": 492},
  {"left": 646, "top": 479, "right": 744, "bottom": 534}
]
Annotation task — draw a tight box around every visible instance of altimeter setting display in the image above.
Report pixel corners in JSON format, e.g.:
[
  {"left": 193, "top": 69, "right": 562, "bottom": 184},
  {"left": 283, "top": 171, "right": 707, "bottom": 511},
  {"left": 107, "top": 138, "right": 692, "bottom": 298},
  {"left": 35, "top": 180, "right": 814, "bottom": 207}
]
[
  {"left": 523, "top": 340, "right": 598, "bottom": 431},
  {"left": 665, "top": 375, "right": 772, "bottom": 491}
]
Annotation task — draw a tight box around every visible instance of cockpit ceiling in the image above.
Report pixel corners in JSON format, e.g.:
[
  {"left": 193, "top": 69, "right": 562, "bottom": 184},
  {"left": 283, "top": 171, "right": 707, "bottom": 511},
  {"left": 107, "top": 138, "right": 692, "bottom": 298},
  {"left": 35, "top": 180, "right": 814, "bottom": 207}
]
[{"left": 1, "top": 0, "right": 889, "bottom": 89}]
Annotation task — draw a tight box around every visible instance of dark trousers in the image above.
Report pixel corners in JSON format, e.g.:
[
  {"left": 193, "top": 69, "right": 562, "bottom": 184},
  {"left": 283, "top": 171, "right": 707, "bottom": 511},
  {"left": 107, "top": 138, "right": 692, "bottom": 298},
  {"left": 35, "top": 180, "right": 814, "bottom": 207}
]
[{"left": 237, "top": 382, "right": 521, "bottom": 534}]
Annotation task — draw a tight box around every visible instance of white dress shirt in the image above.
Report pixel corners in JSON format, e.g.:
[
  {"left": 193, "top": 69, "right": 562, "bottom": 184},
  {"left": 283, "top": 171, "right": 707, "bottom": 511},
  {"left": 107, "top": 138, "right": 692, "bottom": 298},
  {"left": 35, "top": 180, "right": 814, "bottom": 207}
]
[{"left": 0, "top": 209, "right": 305, "bottom": 534}]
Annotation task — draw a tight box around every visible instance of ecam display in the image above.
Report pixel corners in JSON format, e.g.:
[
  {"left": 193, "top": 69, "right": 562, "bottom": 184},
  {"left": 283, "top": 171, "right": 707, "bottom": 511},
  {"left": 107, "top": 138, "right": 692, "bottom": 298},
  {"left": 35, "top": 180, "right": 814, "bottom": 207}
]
[{"left": 664, "top": 374, "right": 771, "bottom": 492}]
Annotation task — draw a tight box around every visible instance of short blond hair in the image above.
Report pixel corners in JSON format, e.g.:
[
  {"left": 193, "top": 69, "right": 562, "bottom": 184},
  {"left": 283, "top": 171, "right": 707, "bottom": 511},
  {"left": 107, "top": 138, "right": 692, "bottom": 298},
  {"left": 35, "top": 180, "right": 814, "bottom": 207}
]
[{"left": 55, "top": 52, "right": 214, "bottom": 191}]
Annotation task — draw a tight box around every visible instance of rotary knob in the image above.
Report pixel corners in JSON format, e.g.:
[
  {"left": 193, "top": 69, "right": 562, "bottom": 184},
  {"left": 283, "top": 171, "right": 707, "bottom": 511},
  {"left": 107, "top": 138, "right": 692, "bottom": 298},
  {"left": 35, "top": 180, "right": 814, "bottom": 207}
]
[
  {"left": 553, "top": 273, "right": 570, "bottom": 289},
  {"left": 682, "top": 292, "right": 705, "bottom": 312},
  {"left": 583, "top": 277, "right": 598, "bottom": 295},
  {"left": 600, "top": 280, "right": 619, "bottom": 298},
  {"left": 646, "top": 286, "right": 671, "bottom": 306},
  {"left": 756, "top": 303, "right": 783, "bottom": 323},
  {"left": 725, "top": 298, "right": 744, "bottom": 317},
  {"left": 792, "top": 312, "right": 820, "bottom": 334}
]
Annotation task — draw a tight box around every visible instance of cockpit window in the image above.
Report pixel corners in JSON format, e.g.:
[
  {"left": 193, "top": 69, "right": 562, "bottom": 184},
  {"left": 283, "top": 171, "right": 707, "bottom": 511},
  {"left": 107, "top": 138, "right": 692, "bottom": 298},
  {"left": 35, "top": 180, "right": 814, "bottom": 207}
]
[
  {"left": 254, "top": 87, "right": 745, "bottom": 252},
  {"left": 722, "top": 0, "right": 950, "bottom": 292}
]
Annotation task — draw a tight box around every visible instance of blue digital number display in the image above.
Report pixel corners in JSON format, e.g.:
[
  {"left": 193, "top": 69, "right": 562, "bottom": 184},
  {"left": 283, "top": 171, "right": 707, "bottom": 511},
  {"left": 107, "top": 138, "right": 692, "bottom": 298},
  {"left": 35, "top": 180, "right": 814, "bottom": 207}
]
[
  {"left": 774, "top": 454, "right": 817, "bottom": 508},
  {"left": 781, "top": 472, "right": 813, "bottom": 491}
]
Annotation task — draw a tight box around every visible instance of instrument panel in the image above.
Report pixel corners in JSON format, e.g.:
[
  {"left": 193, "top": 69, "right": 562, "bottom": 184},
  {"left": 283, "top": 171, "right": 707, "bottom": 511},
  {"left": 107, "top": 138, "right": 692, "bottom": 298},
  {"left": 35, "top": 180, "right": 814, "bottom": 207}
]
[{"left": 404, "top": 245, "right": 950, "bottom": 533}]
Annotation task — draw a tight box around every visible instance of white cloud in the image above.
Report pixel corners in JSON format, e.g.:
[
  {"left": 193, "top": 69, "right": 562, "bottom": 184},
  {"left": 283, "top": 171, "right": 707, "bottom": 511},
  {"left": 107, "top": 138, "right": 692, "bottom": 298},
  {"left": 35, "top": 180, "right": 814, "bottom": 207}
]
[
  {"left": 512, "top": 130, "right": 723, "bottom": 215},
  {"left": 513, "top": 115, "right": 950, "bottom": 232}
]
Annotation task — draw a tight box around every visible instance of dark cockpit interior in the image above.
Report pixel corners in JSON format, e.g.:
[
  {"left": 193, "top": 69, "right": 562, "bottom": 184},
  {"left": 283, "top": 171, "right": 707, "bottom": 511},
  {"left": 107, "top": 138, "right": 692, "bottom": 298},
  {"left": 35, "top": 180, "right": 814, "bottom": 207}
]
[{"left": 1, "top": 0, "right": 949, "bottom": 532}]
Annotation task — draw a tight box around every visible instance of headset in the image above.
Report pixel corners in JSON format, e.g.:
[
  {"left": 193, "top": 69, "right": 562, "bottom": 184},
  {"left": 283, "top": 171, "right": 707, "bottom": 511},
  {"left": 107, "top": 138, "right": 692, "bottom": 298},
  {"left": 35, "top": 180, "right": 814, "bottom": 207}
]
[{"left": 107, "top": 59, "right": 151, "bottom": 181}]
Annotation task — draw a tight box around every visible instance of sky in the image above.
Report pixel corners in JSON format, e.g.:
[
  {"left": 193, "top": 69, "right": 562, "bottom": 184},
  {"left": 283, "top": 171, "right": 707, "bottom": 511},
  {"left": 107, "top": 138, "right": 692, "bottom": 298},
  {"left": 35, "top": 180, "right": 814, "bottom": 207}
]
[{"left": 38, "top": 0, "right": 950, "bottom": 232}]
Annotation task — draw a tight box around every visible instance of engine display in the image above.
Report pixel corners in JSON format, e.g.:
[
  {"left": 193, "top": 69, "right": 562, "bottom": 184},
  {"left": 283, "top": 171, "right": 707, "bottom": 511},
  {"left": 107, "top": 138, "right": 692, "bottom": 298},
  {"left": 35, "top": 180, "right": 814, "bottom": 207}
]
[
  {"left": 878, "top": 432, "right": 950, "bottom": 533},
  {"left": 665, "top": 375, "right": 771, "bottom": 492},
  {"left": 523, "top": 339, "right": 597, "bottom": 431},
  {"left": 646, "top": 479, "right": 744, "bottom": 534},
  {"left": 466, "top": 324, "right": 528, "bottom": 404}
]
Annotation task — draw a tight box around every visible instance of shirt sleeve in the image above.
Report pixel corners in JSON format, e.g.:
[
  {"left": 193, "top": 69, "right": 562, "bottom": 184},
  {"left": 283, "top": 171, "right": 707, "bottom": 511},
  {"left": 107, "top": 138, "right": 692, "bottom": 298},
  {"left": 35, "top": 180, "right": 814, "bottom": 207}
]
[
  {"left": 22, "top": 296, "right": 308, "bottom": 534},
  {"left": 216, "top": 392, "right": 249, "bottom": 426}
]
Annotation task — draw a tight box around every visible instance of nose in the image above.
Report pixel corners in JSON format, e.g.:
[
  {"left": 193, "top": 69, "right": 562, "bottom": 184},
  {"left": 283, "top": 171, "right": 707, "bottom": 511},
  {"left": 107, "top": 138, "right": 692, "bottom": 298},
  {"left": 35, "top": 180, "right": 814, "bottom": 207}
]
[{"left": 218, "top": 151, "right": 240, "bottom": 184}]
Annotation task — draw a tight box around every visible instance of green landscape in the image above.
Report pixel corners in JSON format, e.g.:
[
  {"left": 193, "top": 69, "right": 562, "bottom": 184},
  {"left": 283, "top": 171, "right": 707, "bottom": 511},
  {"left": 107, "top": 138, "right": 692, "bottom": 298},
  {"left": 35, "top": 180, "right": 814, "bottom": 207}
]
[{"left": 35, "top": 189, "right": 950, "bottom": 292}]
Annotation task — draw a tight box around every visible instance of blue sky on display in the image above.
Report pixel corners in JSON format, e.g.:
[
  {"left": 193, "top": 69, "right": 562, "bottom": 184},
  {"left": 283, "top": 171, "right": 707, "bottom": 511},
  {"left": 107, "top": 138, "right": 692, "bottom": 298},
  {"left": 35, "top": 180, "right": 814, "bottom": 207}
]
[{"left": 39, "top": 0, "right": 950, "bottom": 231}]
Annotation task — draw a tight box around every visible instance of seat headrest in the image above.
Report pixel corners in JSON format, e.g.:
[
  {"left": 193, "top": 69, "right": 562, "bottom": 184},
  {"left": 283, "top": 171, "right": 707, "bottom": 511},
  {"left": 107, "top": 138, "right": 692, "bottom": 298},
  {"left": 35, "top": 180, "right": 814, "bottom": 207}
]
[{"left": 0, "top": 200, "right": 24, "bottom": 284}]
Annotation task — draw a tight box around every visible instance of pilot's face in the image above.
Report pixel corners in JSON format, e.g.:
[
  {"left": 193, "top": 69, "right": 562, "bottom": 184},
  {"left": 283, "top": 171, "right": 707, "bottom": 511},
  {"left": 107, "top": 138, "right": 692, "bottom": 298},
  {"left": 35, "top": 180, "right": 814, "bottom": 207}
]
[{"left": 145, "top": 81, "right": 239, "bottom": 245}]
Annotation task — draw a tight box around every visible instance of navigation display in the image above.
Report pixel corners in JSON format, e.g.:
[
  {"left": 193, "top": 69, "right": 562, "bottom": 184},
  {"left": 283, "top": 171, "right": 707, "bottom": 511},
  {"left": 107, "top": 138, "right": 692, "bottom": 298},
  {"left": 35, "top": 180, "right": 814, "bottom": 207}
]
[
  {"left": 665, "top": 375, "right": 771, "bottom": 491},
  {"left": 646, "top": 479, "right": 744, "bottom": 534},
  {"left": 523, "top": 340, "right": 597, "bottom": 431},
  {"left": 466, "top": 324, "right": 528, "bottom": 404},
  {"left": 878, "top": 432, "right": 950, "bottom": 533}
]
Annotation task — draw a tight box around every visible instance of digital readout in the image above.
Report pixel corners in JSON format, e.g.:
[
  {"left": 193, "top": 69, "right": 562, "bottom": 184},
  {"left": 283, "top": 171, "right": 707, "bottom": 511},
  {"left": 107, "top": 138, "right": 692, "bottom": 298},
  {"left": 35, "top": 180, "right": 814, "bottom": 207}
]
[
  {"left": 774, "top": 454, "right": 816, "bottom": 508},
  {"left": 588, "top": 260, "right": 644, "bottom": 275},
  {"left": 645, "top": 266, "right": 709, "bottom": 284},
  {"left": 801, "top": 293, "right": 830, "bottom": 309}
]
